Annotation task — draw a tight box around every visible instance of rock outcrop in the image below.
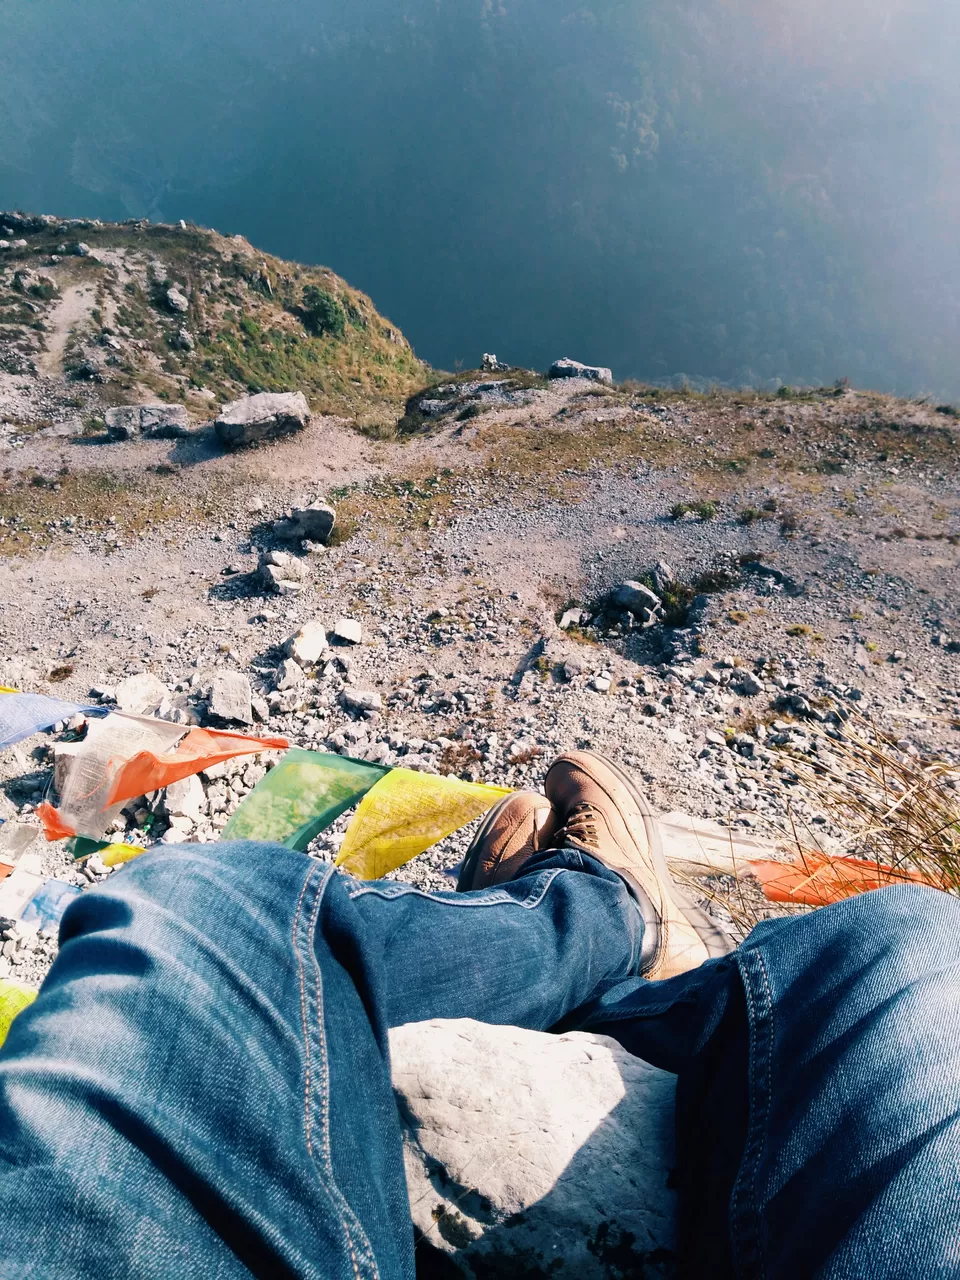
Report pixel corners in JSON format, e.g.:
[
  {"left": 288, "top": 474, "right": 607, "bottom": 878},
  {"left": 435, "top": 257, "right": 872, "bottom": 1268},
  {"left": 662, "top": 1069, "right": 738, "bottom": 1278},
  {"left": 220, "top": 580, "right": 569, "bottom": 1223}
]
[
  {"left": 391, "top": 1019, "right": 677, "bottom": 1278},
  {"left": 548, "top": 357, "right": 614, "bottom": 384},
  {"left": 214, "top": 392, "right": 311, "bottom": 450}
]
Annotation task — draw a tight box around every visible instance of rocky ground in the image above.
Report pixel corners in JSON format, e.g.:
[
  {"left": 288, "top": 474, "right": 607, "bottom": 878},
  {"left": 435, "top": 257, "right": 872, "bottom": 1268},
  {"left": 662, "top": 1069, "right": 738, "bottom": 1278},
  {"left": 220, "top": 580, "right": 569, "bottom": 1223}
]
[
  {"left": 3, "top": 367, "right": 960, "bottom": 986},
  {"left": 2, "top": 221, "right": 960, "bottom": 989}
]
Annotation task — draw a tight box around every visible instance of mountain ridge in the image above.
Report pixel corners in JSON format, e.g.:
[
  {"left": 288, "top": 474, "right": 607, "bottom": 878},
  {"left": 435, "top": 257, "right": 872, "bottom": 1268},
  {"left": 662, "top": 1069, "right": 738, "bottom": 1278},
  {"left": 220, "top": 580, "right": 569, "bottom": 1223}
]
[{"left": 0, "top": 212, "right": 425, "bottom": 434}]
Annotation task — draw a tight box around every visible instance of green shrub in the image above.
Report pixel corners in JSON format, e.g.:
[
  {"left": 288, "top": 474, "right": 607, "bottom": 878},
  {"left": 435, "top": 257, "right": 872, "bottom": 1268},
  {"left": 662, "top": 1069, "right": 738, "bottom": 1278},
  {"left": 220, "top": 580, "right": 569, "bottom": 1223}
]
[
  {"left": 670, "top": 499, "right": 716, "bottom": 521},
  {"left": 302, "top": 286, "right": 346, "bottom": 339}
]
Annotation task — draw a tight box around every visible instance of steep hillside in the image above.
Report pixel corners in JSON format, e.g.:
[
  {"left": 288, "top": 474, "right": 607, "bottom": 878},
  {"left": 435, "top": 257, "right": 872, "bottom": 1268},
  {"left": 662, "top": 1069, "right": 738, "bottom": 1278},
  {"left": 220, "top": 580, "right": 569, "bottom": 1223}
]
[{"left": 0, "top": 212, "right": 425, "bottom": 432}]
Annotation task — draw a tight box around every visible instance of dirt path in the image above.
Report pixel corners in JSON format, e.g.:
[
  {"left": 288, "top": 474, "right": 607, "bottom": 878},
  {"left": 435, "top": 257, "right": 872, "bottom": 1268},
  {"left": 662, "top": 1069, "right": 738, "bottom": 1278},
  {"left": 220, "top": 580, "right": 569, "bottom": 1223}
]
[{"left": 36, "top": 284, "right": 97, "bottom": 377}]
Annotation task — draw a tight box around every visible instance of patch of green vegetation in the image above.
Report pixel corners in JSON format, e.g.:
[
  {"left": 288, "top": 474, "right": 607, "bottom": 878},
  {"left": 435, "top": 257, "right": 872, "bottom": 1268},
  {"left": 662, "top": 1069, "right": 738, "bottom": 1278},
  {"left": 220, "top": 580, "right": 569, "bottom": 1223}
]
[
  {"left": 456, "top": 402, "right": 486, "bottom": 421},
  {"left": 301, "top": 285, "right": 346, "bottom": 339},
  {"left": 671, "top": 500, "right": 718, "bottom": 521},
  {"left": 0, "top": 468, "right": 190, "bottom": 557},
  {"left": 5, "top": 220, "right": 425, "bottom": 418},
  {"left": 353, "top": 411, "right": 400, "bottom": 441},
  {"left": 658, "top": 581, "right": 696, "bottom": 626}
]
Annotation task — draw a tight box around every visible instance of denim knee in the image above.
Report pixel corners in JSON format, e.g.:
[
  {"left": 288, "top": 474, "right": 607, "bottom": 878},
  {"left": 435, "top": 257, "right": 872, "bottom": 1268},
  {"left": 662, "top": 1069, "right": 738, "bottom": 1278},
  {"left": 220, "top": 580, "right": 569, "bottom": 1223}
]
[
  {"left": 60, "top": 840, "right": 306, "bottom": 949},
  {"left": 848, "top": 883, "right": 960, "bottom": 963},
  {"left": 742, "top": 883, "right": 960, "bottom": 998}
]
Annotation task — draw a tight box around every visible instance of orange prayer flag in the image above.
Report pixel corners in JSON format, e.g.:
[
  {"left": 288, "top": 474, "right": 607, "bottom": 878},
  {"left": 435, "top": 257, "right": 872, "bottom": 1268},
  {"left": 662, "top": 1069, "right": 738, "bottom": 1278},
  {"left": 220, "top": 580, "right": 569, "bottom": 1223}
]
[
  {"left": 36, "top": 801, "right": 78, "bottom": 842},
  {"left": 749, "top": 853, "right": 946, "bottom": 908},
  {"left": 105, "top": 727, "right": 289, "bottom": 809}
]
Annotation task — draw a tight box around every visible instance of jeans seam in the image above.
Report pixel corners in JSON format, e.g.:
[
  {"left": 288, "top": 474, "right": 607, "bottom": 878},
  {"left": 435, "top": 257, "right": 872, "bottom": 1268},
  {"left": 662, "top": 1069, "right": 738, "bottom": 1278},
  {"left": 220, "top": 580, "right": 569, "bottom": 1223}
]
[
  {"left": 345, "top": 867, "right": 564, "bottom": 910},
  {"left": 730, "top": 948, "right": 775, "bottom": 1280},
  {"left": 295, "top": 863, "right": 380, "bottom": 1280}
]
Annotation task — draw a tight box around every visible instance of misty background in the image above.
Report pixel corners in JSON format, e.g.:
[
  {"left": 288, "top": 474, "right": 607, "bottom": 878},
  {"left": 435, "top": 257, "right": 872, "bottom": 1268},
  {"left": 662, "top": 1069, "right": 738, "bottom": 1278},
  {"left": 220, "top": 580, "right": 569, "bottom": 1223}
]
[{"left": 2, "top": 0, "right": 958, "bottom": 397}]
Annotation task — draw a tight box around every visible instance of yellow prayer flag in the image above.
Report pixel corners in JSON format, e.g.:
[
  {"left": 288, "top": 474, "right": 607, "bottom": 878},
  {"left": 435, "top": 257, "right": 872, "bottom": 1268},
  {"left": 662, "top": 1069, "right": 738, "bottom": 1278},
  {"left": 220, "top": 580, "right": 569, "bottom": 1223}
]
[
  {"left": 99, "top": 842, "right": 147, "bottom": 868},
  {"left": 336, "top": 768, "right": 511, "bottom": 880},
  {"left": 0, "top": 980, "right": 37, "bottom": 1050}
]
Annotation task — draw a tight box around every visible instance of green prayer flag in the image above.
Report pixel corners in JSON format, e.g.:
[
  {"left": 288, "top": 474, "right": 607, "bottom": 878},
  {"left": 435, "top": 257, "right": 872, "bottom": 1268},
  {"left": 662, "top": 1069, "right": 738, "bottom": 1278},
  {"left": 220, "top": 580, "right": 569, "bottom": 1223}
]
[{"left": 222, "top": 749, "right": 389, "bottom": 850}]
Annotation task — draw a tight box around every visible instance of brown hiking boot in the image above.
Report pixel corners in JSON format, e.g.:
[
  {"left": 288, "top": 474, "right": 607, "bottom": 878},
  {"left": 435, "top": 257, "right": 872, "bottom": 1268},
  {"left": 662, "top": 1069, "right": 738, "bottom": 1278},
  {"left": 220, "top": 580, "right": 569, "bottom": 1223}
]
[
  {"left": 545, "top": 751, "right": 732, "bottom": 979},
  {"left": 457, "top": 792, "right": 558, "bottom": 891}
]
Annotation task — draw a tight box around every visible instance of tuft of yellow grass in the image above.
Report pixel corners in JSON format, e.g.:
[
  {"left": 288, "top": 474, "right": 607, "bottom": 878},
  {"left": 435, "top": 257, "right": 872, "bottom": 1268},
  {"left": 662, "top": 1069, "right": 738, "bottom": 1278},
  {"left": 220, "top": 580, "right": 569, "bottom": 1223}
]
[{"left": 684, "top": 710, "right": 960, "bottom": 938}]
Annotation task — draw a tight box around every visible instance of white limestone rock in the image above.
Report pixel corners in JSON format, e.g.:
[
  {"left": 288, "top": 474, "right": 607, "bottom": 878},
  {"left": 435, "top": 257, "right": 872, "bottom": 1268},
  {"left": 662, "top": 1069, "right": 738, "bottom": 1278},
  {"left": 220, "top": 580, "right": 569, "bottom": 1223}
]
[
  {"left": 114, "top": 672, "right": 168, "bottom": 716},
  {"left": 284, "top": 619, "right": 328, "bottom": 667},
  {"left": 215, "top": 392, "right": 311, "bottom": 449},
  {"left": 391, "top": 1019, "right": 677, "bottom": 1278},
  {"left": 333, "top": 618, "right": 362, "bottom": 645},
  {"left": 548, "top": 357, "right": 614, "bottom": 385},
  {"left": 164, "top": 774, "right": 205, "bottom": 823},
  {"left": 208, "top": 672, "right": 253, "bottom": 725}
]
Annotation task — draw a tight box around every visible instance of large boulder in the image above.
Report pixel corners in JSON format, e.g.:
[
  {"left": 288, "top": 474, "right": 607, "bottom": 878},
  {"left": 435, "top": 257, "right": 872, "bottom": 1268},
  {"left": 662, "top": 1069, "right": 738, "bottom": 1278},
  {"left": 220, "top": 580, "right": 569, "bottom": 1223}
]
[
  {"left": 548, "top": 357, "right": 614, "bottom": 385},
  {"left": 392, "top": 1019, "right": 677, "bottom": 1278},
  {"left": 166, "top": 286, "right": 190, "bottom": 314},
  {"left": 272, "top": 503, "right": 336, "bottom": 544},
  {"left": 215, "top": 392, "right": 311, "bottom": 450},
  {"left": 611, "top": 581, "right": 662, "bottom": 615},
  {"left": 105, "top": 404, "right": 190, "bottom": 440}
]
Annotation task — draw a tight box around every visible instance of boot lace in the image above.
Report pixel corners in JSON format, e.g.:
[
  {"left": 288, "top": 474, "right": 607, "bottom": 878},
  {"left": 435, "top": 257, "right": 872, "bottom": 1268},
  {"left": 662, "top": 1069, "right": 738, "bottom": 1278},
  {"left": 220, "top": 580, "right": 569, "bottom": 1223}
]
[{"left": 552, "top": 801, "right": 601, "bottom": 852}]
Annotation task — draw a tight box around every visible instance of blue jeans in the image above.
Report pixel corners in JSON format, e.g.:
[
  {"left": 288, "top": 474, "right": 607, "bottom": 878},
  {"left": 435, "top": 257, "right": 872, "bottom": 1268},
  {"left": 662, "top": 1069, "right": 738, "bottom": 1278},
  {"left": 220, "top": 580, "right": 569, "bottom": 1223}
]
[{"left": 0, "top": 841, "right": 958, "bottom": 1278}]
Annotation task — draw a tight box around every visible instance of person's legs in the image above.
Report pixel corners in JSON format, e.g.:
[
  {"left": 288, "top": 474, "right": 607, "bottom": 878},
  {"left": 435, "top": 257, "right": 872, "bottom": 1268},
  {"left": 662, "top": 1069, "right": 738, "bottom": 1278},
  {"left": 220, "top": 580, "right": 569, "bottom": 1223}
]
[
  {"left": 5, "top": 831, "right": 957, "bottom": 1280},
  {"left": 0, "top": 839, "right": 644, "bottom": 1280},
  {"left": 565, "top": 883, "right": 960, "bottom": 1279}
]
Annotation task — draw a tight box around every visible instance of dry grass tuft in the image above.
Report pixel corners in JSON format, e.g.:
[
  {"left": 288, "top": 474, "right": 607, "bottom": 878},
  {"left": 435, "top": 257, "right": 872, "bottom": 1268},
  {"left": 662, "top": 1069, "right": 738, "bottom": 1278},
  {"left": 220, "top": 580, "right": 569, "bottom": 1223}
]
[
  {"left": 683, "top": 711, "right": 960, "bottom": 939},
  {"left": 774, "top": 715, "right": 960, "bottom": 893}
]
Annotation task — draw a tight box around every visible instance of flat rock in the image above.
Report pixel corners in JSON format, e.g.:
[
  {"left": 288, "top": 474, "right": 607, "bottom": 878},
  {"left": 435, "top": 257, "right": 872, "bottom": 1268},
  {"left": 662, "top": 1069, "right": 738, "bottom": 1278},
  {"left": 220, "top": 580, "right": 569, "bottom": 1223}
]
[
  {"left": 548, "top": 357, "right": 614, "bottom": 385},
  {"left": 208, "top": 672, "right": 253, "bottom": 725},
  {"left": 418, "top": 398, "right": 456, "bottom": 418},
  {"left": 284, "top": 619, "right": 328, "bottom": 666},
  {"left": 272, "top": 503, "right": 336, "bottom": 543},
  {"left": 333, "top": 618, "right": 362, "bottom": 645},
  {"left": 392, "top": 1019, "right": 677, "bottom": 1278},
  {"left": 559, "top": 608, "right": 585, "bottom": 631},
  {"left": 215, "top": 392, "right": 311, "bottom": 450},
  {"left": 166, "top": 286, "right": 189, "bottom": 314},
  {"left": 341, "top": 689, "right": 382, "bottom": 713},
  {"left": 114, "top": 672, "right": 168, "bottom": 715}
]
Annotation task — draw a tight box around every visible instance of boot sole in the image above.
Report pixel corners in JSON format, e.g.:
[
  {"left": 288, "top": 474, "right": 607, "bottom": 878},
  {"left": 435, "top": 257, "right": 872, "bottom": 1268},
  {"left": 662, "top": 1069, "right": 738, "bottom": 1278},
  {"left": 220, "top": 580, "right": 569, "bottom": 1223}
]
[{"left": 565, "top": 752, "right": 734, "bottom": 969}]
